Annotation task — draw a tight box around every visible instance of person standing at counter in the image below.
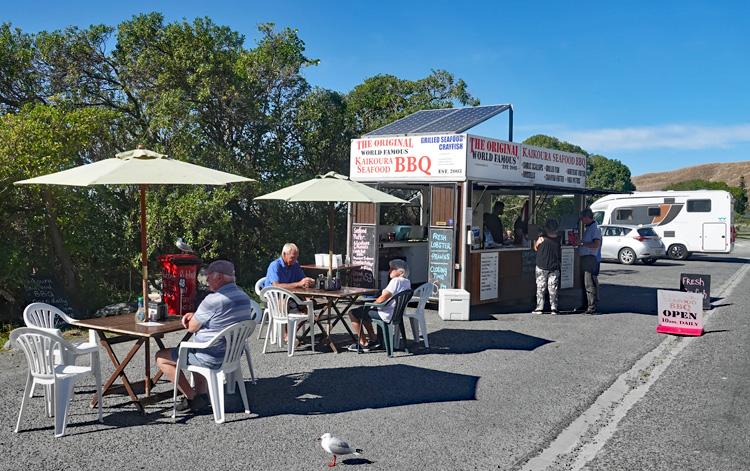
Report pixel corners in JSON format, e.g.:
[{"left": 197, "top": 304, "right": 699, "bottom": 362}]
[
  {"left": 532, "top": 219, "right": 561, "bottom": 315},
  {"left": 578, "top": 208, "right": 602, "bottom": 314},
  {"left": 483, "top": 201, "right": 505, "bottom": 247}
]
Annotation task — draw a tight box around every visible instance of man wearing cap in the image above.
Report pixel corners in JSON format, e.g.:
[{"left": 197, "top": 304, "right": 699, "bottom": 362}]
[
  {"left": 156, "top": 259, "right": 253, "bottom": 412},
  {"left": 347, "top": 259, "right": 411, "bottom": 352},
  {"left": 578, "top": 208, "right": 602, "bottom": 314}
]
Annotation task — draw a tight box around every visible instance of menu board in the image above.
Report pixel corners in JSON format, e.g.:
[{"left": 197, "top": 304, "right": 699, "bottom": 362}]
[
  {"left": 24, "top": 276, "right": 76, "bottom": 318},
  {"left": 680, "top": 273, "right": 711, "bottom": 309},
  {"left": 350, "top": 224, "right": 376, "bottom": 288},
  {"left": 428, "top": 227, "right": 454, "bottom": 289},
  {"left": 560, "top": 246, "right": 575, "bottom": 289},
  {"left": 479, "top": 252, "right": 499, "bottom": 301}
]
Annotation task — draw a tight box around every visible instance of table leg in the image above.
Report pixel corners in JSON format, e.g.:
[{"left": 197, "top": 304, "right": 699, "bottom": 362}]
[
  {"left": 144, "top": 338, "right": 151, "bottom": 396},
  {"left": 92, "top": 332, "right": 145, "bottom": 414}
]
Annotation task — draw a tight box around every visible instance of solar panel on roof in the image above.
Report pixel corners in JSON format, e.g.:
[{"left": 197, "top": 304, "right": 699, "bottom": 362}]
[
  {"left": 415, "top": 105, "right": 510, "bottom": 134},
  {"left": 365, "top": 109, "right": 455, "bottom": 136}
]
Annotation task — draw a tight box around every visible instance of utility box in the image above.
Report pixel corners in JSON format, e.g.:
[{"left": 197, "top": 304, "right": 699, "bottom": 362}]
[
  {"left": 158, "top": 254, "right": 202, "bottom": 316},
  {"left": 438, "top": 288, "right": 470, "bottom": 321}
]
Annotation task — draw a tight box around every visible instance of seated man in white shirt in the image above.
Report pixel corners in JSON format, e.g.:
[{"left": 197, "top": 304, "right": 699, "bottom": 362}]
[{"left": 347, "top": 259, "right": 411, "bottom": 352}]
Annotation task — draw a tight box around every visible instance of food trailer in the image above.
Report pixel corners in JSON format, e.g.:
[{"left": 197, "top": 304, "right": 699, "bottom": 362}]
[{"left": 346, "top": 105, "right": 591, "bottom": 312}]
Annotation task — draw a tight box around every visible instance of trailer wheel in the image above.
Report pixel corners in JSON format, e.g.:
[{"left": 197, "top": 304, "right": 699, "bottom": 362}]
[
  {"left": 618, "top": 247, "right": 637, "bottom": 265},
  {"left": 642, "top": 257, "right": 658, "bottom": 265},
  {"left": 668, "top": 244, "right": 688, "bottom": 260}
]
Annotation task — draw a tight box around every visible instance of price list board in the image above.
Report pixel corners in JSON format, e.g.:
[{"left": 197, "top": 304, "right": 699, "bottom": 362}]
[
  {"left": 350, "top": 224, "right": 376, "bottom": 288},
  {"left": 428, "top": 227, "right": 454, "bottom": 289}
]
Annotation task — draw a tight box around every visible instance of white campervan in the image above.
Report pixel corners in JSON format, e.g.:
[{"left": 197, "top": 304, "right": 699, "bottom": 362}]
[{"left": 590, "top": 190, "right": 735, "bottom": 260}]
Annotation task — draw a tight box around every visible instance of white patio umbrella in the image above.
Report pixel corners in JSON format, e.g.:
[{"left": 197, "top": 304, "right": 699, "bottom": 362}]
[
  {"left": 254, "top": 171, "right": 407, "bottom": 272},
  {"left": 15, "top": 146, "right": 254, "bottom": 310}
]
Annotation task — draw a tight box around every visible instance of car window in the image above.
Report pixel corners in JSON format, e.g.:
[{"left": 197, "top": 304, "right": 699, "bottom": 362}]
[
  {"left": 602, "top": 227, "right": 614, "bottom": 236},
  {"left": 637, "top": 228, "right": 657, "bottom": 237},
  {"left": 593, "top": 211, "right": 604, "bottom": 224}
]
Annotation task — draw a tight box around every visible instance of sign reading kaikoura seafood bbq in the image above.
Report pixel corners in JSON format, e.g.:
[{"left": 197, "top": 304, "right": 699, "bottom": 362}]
[{"left": 350, "top": 134, "right": 587, "bottom": 188}]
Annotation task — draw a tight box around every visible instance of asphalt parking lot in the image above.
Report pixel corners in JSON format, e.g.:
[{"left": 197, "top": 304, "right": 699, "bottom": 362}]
[{"left": 1, "top": 241, "right": 748, "bottom": 470}]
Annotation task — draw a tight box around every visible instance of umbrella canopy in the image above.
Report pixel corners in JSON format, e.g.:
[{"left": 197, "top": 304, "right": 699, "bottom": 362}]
[
  {"left": 255, "top": 172, "right": 407, "bottom": 271},
  {"left": 254, "top": 171, "right": 406, "bottom": 203},
  {"left": 15, "top": 146, "right": 254, "bottom": 312}
]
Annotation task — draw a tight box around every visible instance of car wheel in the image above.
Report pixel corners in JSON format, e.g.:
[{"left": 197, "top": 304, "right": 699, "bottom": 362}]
[
  {"left": 618, "top": 247, "right": 636, "bottom": 265},
  {"left": 668, "top": 244, "right": 688, "bottom": 260},
  {"left": 642, "top": 257, "right": 657, "bottom": 265}
]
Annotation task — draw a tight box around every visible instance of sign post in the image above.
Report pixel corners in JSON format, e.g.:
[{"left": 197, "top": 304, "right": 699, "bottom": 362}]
[{"left": 656, "top": 289, "right": 704, "bottom": 336}]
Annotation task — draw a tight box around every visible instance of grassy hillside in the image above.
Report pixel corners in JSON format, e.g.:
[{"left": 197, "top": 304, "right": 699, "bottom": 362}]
[{"left": 633, "top": 161, "right": 750, "bottom": 191}]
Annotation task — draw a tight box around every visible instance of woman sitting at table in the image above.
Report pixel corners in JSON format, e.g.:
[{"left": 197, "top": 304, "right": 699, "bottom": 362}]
[{"left": 347, "top": 259, "right": 411, "bottom": 352}]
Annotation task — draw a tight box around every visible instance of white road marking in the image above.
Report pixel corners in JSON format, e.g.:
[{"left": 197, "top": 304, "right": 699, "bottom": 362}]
[{"left": 520, "top": 260, "right": 750, "bottom": 471}]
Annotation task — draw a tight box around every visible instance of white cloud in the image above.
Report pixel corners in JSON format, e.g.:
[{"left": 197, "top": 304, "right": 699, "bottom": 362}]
[{"left": 558, "top": 124, "right": 750, "bottom": 152}]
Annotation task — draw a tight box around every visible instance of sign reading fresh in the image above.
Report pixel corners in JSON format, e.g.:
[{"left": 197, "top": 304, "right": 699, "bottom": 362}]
[{"left": 656, "top": 289, "right": 704, "bottom": 336}]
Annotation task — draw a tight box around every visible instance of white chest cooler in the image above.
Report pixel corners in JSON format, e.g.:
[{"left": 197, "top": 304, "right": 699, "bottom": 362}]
[{"left": 438, "top": 288, "right": 470, "bottom": 321}]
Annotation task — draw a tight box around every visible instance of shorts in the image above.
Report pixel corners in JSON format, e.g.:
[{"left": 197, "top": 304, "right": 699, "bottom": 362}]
[
  {"left": 350, "top": 306, "right": 384, "bottom": 322},
  {"left": 169, "top": 347, "right": 221, "bottom": 369}
]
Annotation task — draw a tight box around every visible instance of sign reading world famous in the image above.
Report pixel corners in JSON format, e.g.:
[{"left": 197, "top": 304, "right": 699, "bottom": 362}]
[
  {"left": 656, "top": 289, "right": 704, "bottom": 336},
  {"left": 466, "top": 135, "right": 587, "bottom": 189},
  {"left": 350, "top": 135, "right": 466, "bottom": 182}
]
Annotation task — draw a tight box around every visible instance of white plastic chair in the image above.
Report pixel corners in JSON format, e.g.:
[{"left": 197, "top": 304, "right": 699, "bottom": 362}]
[
  {"left": 23, "top": 302, "right": 99, "bottom": 363},
  {"left": 254, "top": 277, "right": 272, "bottom": 340},
  {"left": 261, "top": 287, "right": 315, "bottom": 357},
  {"left": 172, "top": 320, "right": 256, "bottom": 424},
  {"left": 225, "top": 301, "right": 260, "bottom": 392},
  {"left": 404, "top": 282, "right": 437, "bottom": 349},
  {"left": 11, "top": 327, "right": 103, "bottom": 437}
]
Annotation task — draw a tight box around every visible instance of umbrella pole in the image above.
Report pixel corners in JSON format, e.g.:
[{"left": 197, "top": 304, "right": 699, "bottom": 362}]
[
  {"left": 328, "top": 203, "right": 334, "bottom": 278},
  {"left": 140, "top": 185, "right": 149, "bottom": 314}
]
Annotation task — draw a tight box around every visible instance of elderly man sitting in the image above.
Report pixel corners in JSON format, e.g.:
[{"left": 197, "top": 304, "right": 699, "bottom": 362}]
[
  {"left": 263, "top": 242, "right": 315, "bottom": 343},
  {"left": 156, "top": 260, "right": 252, "bottom": 413},
  {"left": 347, "top": 259, "right": 411, "bottom": 352}
]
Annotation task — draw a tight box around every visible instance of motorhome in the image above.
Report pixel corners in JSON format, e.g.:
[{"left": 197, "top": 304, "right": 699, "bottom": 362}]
[{"left": 590, "top": 190, "right": 735, "bottom": 260}]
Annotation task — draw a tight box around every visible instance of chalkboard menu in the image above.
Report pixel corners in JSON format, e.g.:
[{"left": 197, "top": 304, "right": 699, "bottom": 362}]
[
  {"left": 680, "top": 273, "right": 711, "bottom": 309},
  {"left": 350, "top": 224, "right": 376, "bottom": 288},
  {"left": 24, "top": 276, "right": 76, "bottom": 319},
  {"left": 560, "top": 246, "right": 575, "bottom": 289},
  {"left": 428, "top": 227, "right": 454, "bottom": 289}
]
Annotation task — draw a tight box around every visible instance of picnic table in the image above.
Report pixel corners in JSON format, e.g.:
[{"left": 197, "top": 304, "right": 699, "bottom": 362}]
[
  {"left": 72, "top": 314, "right": 190, "bottom": 413},
  {"left": 290, "top": 286, "right": 378, "bottom": 353}
]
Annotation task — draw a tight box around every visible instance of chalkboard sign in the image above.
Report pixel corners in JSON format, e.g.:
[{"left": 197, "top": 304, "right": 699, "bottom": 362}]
[
  {"left": 428, "top": 227, "right": 454, "bottom": 289},
  {"left": 680, "top": 273, "right": 711, "bottom": 309},
  {"left": 350, "top": 224, "right": 376, "bottom": 288},
  {"left": 24, "top": 276, "right": 76, "bottom": 319}
]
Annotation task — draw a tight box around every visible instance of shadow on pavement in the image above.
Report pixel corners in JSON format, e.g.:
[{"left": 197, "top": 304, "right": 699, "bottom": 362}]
[
  {"left": 225, "top": 364, "right": 479, "bottom": 417},
  {"left": 427, "top": 328, "right": 552, "bottom": 354},
  {"left": 688, "top": 255, "right": 749, "bottom": 264},
  {"left": 598, "top": 284, "right": 658, "bottom": 315}
]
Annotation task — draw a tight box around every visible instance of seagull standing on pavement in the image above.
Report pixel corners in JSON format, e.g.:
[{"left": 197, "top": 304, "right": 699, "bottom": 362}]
[{"left": 318, "top": 433, "right": 363, "bottom": 467}]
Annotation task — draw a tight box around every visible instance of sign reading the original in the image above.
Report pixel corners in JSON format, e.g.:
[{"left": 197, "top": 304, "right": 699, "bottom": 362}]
[
  {"left": 560, "top": 246, "right": 575, "bottom": 289},
  {"left": 466, "top": 135, "right": 587, "bottom": 189},
  {"left": 679, "top": 273, "right": 711, "bottom": 310},
  {"left": 656, "top": 289, "right": 704, "bottom": 336},
  {"left": 350, "top": 135, "right": 466, "bottom": 182},
  {"left": 428, "top": 227, "right": 454, "bottom": 289},
  {"left": 350, "top": 224, "right": 376, "bottom": 288},
  {"left": 479, "top": 251, "right": 499, "bottom": 301}
]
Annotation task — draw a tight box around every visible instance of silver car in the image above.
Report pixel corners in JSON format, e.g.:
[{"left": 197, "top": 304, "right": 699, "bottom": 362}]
[{"left": 600, "top": 224, "right": 666, "bottom": 265}]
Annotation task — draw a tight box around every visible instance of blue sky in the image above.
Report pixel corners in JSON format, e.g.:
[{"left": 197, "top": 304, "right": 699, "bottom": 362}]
[{"left": 4, "top": 1, "right": 749, "bottom": 176}]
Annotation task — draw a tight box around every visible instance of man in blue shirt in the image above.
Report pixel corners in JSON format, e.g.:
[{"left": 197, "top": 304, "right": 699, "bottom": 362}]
[
  {"left": 156, "top": 260, "right": 252, "bottom": 412},
  {"left": 263, "top": 242, "right": 315, "bottom": 290},
  {"left": 578, "top": 208, "right": 602, "bottom": 314}
]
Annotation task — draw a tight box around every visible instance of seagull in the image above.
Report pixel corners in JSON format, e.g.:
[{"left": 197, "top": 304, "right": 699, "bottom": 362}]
[
  {"left": 175, "top": 237, "right": 194, "bottom": 253},
  {"left": 318, "top": 433, "right": 363, "bottom": 467}
]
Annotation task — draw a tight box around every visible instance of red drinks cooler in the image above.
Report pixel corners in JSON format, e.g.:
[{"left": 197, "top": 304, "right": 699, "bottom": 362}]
[{"left": 158, "top": 254, "right": 202, "bottom": 316}]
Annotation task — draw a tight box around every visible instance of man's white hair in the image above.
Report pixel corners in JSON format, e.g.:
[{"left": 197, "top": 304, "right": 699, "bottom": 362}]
[
  {"left": 389, "top": 259, "right": 409, "bottom": 278},
  {"left": 282, "top": 242, "right": 299, "bottom": 255}
]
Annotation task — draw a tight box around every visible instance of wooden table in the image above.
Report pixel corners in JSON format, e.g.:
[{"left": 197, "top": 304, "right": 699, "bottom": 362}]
[
  {"left": 72, "top": 314, "right": 190, "bottom": 413},
  {"left": 290, "top": 286, "right": 378, "bottom": 353}
]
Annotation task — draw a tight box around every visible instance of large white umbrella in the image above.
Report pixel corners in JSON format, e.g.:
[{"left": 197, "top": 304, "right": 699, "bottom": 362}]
[
  {"left": 15, "top": 146, "right": 254, "bottom": 310},
  {"left": 255, "top": 171, "right": 406, "bottom": 271}
]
